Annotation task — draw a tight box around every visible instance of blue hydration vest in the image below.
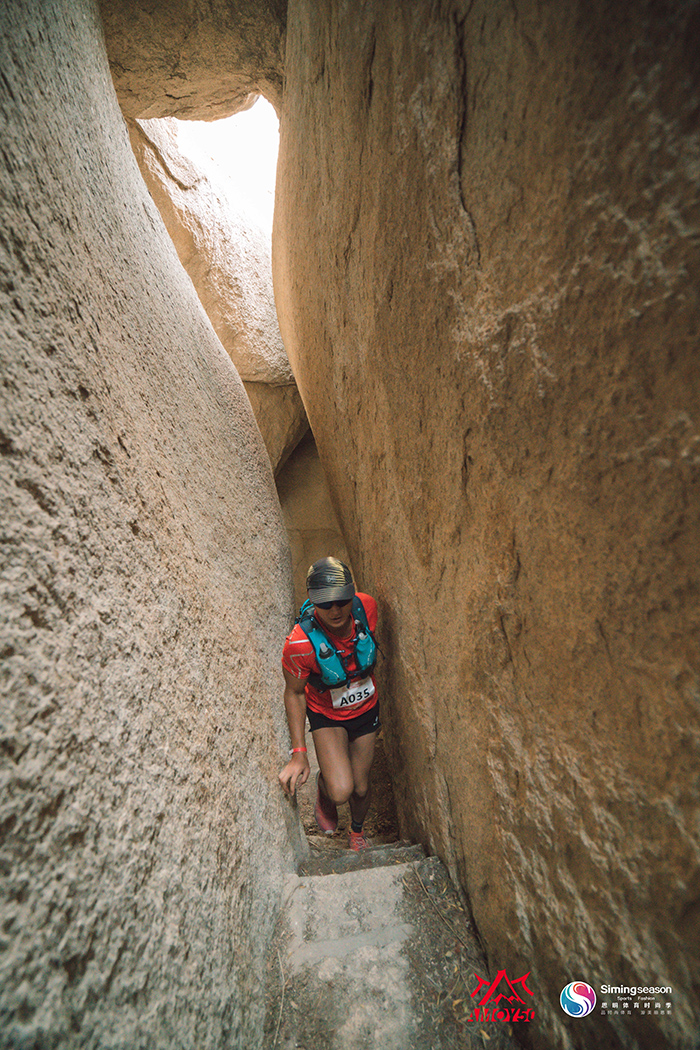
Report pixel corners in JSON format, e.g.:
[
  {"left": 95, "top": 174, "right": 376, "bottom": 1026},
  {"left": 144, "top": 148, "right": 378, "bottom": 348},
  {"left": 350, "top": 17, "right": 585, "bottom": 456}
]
[{"left": 297, "top": 596, "right": 377, "bottom": 691}]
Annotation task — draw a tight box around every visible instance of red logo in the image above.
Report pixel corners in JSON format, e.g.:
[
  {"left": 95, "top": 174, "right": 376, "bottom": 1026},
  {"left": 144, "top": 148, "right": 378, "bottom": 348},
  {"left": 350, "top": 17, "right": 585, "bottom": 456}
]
[{"left": 466, "top": 970, "right": 535, "bottom": 1023}]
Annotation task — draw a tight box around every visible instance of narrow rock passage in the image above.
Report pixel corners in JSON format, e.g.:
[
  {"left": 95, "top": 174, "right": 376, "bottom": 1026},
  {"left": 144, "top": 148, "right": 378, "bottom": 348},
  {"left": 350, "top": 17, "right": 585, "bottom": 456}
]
[
  {"left": 265, "top": 725, "right": 523, "bottom": 1046},
  {"left": 264, "top": 844, "right": 523, "bottom": 1050}
]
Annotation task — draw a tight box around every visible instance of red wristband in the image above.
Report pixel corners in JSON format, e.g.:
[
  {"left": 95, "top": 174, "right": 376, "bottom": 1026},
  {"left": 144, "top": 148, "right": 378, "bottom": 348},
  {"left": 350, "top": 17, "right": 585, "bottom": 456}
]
[{"left": 289, "top": 747, "right": 307, "bottom": 754}]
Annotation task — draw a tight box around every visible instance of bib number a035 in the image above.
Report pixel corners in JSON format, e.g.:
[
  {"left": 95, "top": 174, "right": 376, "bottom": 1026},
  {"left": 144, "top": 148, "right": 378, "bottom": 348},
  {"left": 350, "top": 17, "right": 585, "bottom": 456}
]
[{"left": 330, "top": 676, "right": 375, "bottom": 711}]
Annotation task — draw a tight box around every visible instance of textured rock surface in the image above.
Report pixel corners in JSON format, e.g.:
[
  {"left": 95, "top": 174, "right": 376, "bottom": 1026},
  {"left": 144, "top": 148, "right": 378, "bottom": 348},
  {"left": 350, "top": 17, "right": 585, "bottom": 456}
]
[
  {"left": 274, "top": 2, "right": 700, "bottom": 1048},
  {"left": 100, "top": 0, "right": 286, "bottom": 119},
  {"left": 0, "top": 2, "right": 301, "bottom": 1047},
  {"left": 243, "top": 380, "right": 308, "bottom": 475},
  {"left": 130, "top": 117, "right": 293, "bottom": 386},
  {"left": 275, "top": 432, "right": 351, "bottom": 608},
  {"left": 266, "top": 854, "right": 521, "bottom": 1050},
  {"left": 127, "top": 117, "right": 308, "bottom": 475}
]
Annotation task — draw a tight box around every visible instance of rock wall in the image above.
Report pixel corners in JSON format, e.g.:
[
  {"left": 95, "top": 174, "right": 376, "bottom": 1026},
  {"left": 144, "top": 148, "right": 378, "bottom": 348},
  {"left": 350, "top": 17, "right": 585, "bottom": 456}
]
[
  {"left": 276, "top": 431, "right": 351, "bottom": 608},
  {"left": 0, "top": 2, "right": 300, "bottom": 1047},
  {"left": 127, "top": 116, "right": 309, "bottom": 475},
  {"left": 130, "top": 117, "right": 293, "bottom": 386},
  {"left": 274, "top": 2, "right": 700, "bottom": 1048},
  {"left": 99, "top": 0, "right": 286, "bottom": 119},
  {"left": 244, "top": 380, "right": 308, "bottom": 476}
]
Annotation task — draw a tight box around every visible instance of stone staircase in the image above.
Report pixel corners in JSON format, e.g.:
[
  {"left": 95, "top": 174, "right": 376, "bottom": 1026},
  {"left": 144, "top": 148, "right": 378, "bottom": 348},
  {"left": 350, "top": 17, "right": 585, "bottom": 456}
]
[{"left": 264, "top": 840, "right": 523, "bottom": 1050}]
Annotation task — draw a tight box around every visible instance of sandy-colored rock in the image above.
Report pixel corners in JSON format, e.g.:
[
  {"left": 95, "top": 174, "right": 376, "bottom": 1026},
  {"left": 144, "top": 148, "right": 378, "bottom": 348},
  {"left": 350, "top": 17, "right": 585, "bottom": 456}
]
[
  {"left": 127, "top": 116, "right": 308, "bottom": 475},
  {"left": 266, "top": 854, "right": 521, "bottom": 1050},
  {"left": 0, "top": 2, "right": 301, "bottom": 1047},
  {"left": 273, "top": 2, "right": 700, "bottom": 1048},
  {"left": 243, "top": 381, "right": 309, "bottom": 475},
  {"left": 130, "top": 117, "right": 293, "bottom": 386},
  {"left": 99, "top": 0, "right": 286, "bottom": 119},
  {"left": 276, "top": 432, "right": 350, "bottom": 608}
]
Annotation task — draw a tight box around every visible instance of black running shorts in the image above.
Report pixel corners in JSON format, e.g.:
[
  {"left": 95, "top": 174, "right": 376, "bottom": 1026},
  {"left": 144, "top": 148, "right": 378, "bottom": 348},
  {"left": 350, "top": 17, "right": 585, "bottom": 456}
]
[{"left": 307, "top": 702, "right": 380, "bottom": 741}]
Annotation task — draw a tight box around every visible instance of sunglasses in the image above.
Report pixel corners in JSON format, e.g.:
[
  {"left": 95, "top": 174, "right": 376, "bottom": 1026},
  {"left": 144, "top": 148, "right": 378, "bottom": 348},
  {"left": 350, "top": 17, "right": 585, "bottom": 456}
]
[{"left": 314, "top": 599, "right": 352, "bottom": 610}]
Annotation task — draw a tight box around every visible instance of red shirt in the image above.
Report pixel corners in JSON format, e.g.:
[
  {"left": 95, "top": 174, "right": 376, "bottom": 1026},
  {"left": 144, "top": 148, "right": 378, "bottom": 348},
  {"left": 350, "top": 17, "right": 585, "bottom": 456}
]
[{"left": 282, "top": 593, "right": 378, "bottom": 720}]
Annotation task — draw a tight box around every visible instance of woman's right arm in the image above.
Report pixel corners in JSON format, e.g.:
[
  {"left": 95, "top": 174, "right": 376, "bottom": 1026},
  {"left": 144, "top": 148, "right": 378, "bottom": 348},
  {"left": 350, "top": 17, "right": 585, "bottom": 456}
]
[{"left": 278, "top": 668, "right": 311, "bottom": 796}]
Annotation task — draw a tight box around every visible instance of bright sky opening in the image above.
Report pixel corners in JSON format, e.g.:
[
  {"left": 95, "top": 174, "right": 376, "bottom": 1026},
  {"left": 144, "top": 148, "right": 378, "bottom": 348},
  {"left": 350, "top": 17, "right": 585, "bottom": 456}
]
[{"left": 175, "top": 97, "right": 280, "bottom": 232}]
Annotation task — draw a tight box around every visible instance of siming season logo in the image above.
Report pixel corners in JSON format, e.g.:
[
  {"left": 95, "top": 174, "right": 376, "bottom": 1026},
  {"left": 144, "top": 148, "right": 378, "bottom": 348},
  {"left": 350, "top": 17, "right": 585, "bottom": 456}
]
[{"left": 560, "top": 982, "right": 597, "bottom": 1018}]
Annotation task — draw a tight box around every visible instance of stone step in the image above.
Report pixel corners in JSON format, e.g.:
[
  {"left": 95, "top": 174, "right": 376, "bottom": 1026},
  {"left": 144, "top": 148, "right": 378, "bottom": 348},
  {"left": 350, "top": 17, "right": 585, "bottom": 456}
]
[
  {"left": 298, "top": 839, "right": 426, "bottom": 877},
  {"left": 264, "top": 854, "right": 522, "bottom": 1050}
]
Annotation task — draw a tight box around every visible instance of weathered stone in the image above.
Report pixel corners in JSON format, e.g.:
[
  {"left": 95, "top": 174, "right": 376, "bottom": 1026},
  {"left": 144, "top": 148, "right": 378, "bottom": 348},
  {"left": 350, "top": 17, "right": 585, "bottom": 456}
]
[
  {"left": 0, "top": 2, "right": 301, "bottom": 1047},
  {"left": 130, "top": 116, "right": 293, "bottom": 386},
  {"left": 275, "top": 431, "right": 351, "bottom": 608},
  {"left": 273, "top": 2, "right": 700, "bottom": 1048},
  {"left": 99, "top": 0, "right": 286, "bottom": 119},
  {"left": 265, "top": 855, "right": 521, "bottom": 1050},
  {"left": 127, "top": 116, "right": 308, "bottom": 476},
  {"left": 243, "top": 380, "right": 309, "bottom": 475}
]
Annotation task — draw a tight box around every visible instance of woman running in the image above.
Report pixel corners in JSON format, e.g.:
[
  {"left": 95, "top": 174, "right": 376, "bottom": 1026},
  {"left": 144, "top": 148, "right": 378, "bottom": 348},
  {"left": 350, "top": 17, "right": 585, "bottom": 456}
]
[{"left": 278, "top": 557, "right": 380, "bottom": 850}]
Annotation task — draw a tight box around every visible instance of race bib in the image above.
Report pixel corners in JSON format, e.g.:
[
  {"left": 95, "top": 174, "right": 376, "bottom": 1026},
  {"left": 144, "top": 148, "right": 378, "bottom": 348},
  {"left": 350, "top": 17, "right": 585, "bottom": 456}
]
[{"left": 330, "top": 676, "right": 375, "bottom": 711}]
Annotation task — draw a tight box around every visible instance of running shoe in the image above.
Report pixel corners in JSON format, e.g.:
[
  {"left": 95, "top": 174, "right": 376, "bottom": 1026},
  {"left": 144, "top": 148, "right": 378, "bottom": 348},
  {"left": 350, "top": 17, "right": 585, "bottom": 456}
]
[
  {"left": 348, "top": 828, "right": 369, "bottom": 851},
  {"left": 314, "top": 773, "right": 338, "bottom": 835}
]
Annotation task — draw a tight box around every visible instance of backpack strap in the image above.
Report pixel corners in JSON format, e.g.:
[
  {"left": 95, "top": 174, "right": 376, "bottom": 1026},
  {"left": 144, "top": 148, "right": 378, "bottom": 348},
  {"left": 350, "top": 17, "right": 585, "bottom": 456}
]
[
  {"left": 297, "top": 600, "right": 349, "bottom": 689},
  {"left": 349, "top": 596, "right": 377, "bottom": 680},
  {"left": 296, "top": 596, "right": 378, "bottom": 690}
]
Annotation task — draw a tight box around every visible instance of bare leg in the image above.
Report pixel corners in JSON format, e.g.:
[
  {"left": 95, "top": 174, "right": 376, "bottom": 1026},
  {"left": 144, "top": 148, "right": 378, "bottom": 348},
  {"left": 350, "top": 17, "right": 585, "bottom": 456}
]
[
  {"left": 312, "top": 727, "right": 378, "bottom": 825},
  {"left": 312, "top": 726, "right": 354, "bottom": 805},
  {"left": 348, "top": 730, "right": 378, "bottom": 827}
]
